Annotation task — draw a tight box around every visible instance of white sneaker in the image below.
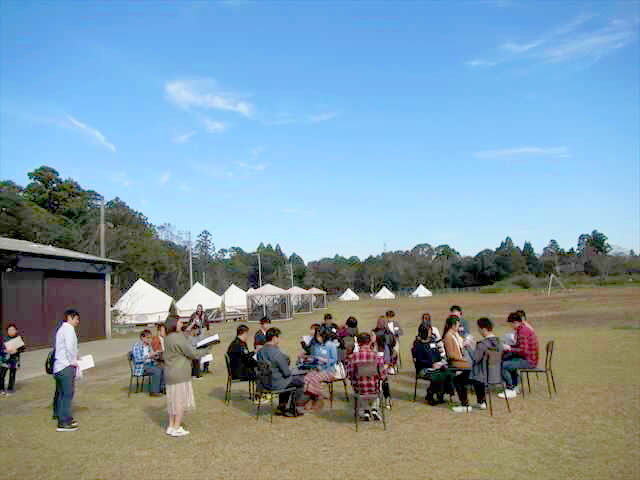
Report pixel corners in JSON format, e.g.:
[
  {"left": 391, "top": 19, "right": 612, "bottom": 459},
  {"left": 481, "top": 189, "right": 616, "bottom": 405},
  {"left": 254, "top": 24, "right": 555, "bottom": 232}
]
[
  {"left": 451, "top": 406, "right": 472, "bottom": 413},
  {"left": 165, "top": 427, "right": 175, "bottom": 435},
  {"left": 498, "top": 389, "right": 518, "bottom": 399},
  {"left": 474, "top": 402, "right": 487, "bottom": 410},
  {"left": 370, "top": 409, "right": 382, "bottom": 421},
  {"left": 171, "top": 426, "right": 190, "bottom": 437}
]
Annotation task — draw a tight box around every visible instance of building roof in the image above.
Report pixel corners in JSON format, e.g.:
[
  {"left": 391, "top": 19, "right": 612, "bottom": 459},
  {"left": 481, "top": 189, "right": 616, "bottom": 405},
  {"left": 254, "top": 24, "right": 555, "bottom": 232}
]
[{"left": 0, "top": 236, "right": 121, "bottom": 264}]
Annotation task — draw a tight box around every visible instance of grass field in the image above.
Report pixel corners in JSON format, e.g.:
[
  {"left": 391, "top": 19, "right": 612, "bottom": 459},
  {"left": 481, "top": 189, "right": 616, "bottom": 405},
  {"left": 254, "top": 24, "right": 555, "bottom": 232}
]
[{"left": 1, "top": 286, "right": 639, "bottom": 480}]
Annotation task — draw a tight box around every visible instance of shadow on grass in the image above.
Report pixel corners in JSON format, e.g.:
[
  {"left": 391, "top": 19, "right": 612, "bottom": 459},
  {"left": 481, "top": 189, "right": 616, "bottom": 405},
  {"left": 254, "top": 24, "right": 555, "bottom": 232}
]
[
  {"left": 208, "top": 386, "right": 257, "bottom": 416},
  {"left": 143, "top": 405, "right": 167, "bottom": 428}
]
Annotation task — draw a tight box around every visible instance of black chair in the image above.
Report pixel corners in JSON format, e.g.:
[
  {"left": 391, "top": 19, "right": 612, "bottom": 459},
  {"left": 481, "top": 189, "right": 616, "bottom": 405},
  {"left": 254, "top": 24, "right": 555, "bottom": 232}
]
[
  {"left": 352, "top": 361, "right": 387, "bottom": 432},
  {"left": 518, "top": 340, "right": 557, "bottom": 399},
  {"left": 484, "top": 348, "right": 511, "bottom": 416},
  {"left": 127, "top": 352, "right": 152, "bottom": 397},
  {"left": 224, "top": 353, "right": 255, "bottom": 405},
  {"left": 254, "top": 361, "right": 298, "bottom": 424}
]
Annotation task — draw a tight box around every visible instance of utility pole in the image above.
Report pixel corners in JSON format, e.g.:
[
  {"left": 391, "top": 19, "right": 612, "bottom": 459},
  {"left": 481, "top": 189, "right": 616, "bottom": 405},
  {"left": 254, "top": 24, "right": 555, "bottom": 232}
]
[
  {"left": 99, "top": 197, "right": 105, "bottom": 258},
  {"left": 203, "top": 271, "right": 206, "bottom": 287},
  {"left": 257, "top": 253, "right": 262, "bottom": 287},
  {"left": 188, "top": 231, "right": 193, "bottom": 287},
  {"left": 289, "top": 263, "right": 294, "bottom": 288}
]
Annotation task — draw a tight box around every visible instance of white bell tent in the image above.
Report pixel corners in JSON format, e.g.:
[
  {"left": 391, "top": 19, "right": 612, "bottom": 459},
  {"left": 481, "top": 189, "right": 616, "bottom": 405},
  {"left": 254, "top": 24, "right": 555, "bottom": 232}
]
[
  {"left": 247, "top": 284, "right": 293, "bottom": 321},
  {"left": 176, "top": 282, "right": 222, "bottom": 316},
  {"left": 222, "top": 284, "right": 247, "bottom": 313},
  {"left": 374, "top": 286, "right": 395, "bottom": 300},
  {"left": 112, "top": 278, "right": 175, "bottom": 325},
  {"left": 287, "top": 286, "right": 313, "bottom": 314},
  {"left": 411, "top": 284, "right": 433, "bottom": 298},
  {"left": 338, "top": 288, "right": 360, "bottom": 301},
  {"left": 308, "top": 287, "right": 328, "bottom": 309}
]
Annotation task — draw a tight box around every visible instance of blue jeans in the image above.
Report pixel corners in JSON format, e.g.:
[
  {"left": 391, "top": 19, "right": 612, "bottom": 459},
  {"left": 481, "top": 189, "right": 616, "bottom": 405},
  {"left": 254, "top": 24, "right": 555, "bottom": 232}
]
[
  {"left": 502, "top": 358, "right": 532, "bottom": 389},
  {"left": 54, "top": 366, "right": 76, "bottom": 425},
  {"left": 144, "top": 365, "right": 164, "bottom": 393}
]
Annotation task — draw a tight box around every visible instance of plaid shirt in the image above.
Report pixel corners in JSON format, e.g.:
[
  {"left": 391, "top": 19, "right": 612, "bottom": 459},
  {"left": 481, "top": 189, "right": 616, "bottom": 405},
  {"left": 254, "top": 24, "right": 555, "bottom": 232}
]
[
  {"left": 344, "top": 347, "right": 386, "bottom": 396},
  {"left": 511, "top": 323, "right": 539, "bottom": 367},
  {"left": 132, "top": 341, "right": 153, "bottom": 376}
]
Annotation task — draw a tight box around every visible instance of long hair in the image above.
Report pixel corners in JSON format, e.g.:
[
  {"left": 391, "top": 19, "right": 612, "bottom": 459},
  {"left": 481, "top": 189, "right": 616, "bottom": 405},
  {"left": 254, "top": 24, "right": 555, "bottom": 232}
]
[
  {"left": 375, "top": 316, "right": 387, "bottom": 331},
  {"left": 442, "top": 315, "right": 459, "bottom": 339},
  {"left": 418, "top": 322, "right": 432, "bottom": 341}
]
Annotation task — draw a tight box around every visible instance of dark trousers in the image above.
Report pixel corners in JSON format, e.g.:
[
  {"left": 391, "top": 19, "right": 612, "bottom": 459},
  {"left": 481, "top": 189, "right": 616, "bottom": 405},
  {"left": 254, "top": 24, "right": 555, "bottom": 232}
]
[
  {"left": 54, "top": 366, "right": 76, "bottom": 425},
  {"left": 279, "top": 375, "right": 305, "bottom": 412},
  {"left": 453, "top": 370, "right": 486, "bottom": 406},
  {"left": 0, "top": 366, "right": 17, "bottom": 392},
  {"left": 143, "top": 365, "right": 164, "bottom": 393}
]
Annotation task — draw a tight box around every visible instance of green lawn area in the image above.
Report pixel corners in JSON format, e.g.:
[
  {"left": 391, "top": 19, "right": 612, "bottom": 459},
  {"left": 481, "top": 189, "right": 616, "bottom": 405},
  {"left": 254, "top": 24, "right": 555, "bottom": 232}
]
[{"left": 2, "top": 287, "right": 639, "bottom": 479}]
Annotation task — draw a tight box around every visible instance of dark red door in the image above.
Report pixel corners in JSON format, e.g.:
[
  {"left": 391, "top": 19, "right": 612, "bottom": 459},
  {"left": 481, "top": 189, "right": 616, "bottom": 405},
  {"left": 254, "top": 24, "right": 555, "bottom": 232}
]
[{"left": 1, "top": 271, "right": 47, "bottom": 348}]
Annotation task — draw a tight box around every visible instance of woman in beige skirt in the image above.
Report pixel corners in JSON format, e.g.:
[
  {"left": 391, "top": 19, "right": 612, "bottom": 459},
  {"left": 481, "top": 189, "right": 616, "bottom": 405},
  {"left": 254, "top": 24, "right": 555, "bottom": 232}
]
[{"left": 163, "top": 316, "right": 211, "bottom": 437}]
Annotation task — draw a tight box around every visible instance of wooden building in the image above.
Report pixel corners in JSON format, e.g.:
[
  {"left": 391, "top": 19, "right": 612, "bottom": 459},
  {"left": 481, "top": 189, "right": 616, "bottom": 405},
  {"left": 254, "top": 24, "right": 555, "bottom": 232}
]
[{"left": 0, "top": 237, "right": 120, "bottom": 350}]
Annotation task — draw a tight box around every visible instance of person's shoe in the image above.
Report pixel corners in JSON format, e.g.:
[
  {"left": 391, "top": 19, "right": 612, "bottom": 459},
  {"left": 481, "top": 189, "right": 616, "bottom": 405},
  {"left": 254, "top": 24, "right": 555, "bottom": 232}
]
[
  {"left": 165, "top": 426, "right": 175, "bottom": 435},
  {"left": 149, "top": 392, "right": 163, "bottom": 397},
  {"left": 171, "top": 426, "right": 190, "bottom": 436},
  {"left": 359, "top": 410, "right": 370, "bottom": 421},
  {"left": 370, "top": 409, "right": 382, "bottom": 421},
  {"left": 56, "top": 424, "right": 78, "bottom": 432},
  {"left": 474, "top": 402, "right": 487, "bottom": 410},
  {"left": 498, "top": 389, "right": 518, "bottom": 399},
  {"left": 5, "top": 391, "right": 14, "bottom": 396},
  {"left": 451, "top": 405, "right": 472, "bottom": 413},
  {"left": 0, "top": 391, "right": 6, "bottom": 396},
  {"left": 69, "top": 419, "right": 79, "bottom": 428}
]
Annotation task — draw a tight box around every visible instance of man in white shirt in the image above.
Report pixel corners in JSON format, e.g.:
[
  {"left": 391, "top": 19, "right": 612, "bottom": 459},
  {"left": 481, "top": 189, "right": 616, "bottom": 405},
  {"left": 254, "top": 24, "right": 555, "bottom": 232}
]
[{"left": 53, "top": 309, "right": 80, "bottom": 432}]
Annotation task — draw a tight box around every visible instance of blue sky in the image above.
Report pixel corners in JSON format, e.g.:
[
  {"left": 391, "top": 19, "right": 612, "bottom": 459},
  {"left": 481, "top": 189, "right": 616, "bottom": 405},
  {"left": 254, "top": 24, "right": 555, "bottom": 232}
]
[{"left": 1, "top": 0, "right": 639, "bottom": 261}]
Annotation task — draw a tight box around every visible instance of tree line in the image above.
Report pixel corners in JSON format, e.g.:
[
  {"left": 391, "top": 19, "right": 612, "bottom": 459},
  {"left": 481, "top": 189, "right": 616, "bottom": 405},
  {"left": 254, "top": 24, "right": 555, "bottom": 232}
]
[{"left": 1, "top": 166, "right": 638, "bottom": 301}]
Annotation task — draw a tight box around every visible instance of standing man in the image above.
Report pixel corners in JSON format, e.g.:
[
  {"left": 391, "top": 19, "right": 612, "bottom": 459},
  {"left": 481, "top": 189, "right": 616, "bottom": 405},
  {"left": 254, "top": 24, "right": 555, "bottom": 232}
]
[{"left": 53, "top": 309, "right": 80, "bottom": 432}]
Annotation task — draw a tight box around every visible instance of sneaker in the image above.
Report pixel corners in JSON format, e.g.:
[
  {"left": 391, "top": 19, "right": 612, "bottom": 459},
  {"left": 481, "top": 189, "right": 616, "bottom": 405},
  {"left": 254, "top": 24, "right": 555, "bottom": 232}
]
[
  {"left": 56, "top": 424, "right": 78, "bottom": 432},
  {"left": 359, "top": 410, "right": 371, "bottom": 421},
  {"left": 69, "top": 419, "right": 79, "bottom": 428},
  {"left": 5, "top": 391, "right": 14, "bottom": 397},
  {"left": 165, "top": 427, "right": 175, "bottom": 435},
  {"left": 498, "top": 389, "right": 518, "bottom": 399},
  {"left": 474, "top": 402, "right": 487, "bottom": 410},
  {"left": 171, "top": 426, "right": 190, "bottom": 436},
  {"left": 370, "top": 409, "right": 382, "bottom": 421},
  {"left": 0, "top": 391, "right": 6, "bottom": 396},
  {"left": 451, "top": 405, "right": 472, "bottom": 413}
]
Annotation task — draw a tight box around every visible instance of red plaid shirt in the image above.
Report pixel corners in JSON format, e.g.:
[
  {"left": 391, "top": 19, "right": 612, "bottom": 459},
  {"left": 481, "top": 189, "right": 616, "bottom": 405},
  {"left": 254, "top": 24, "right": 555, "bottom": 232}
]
[
  {"left": 511, "top": 323, "right": 539, "bottom": 367},
  {"left": 344, "top": 346, "right": 386, "bottom": 396}
]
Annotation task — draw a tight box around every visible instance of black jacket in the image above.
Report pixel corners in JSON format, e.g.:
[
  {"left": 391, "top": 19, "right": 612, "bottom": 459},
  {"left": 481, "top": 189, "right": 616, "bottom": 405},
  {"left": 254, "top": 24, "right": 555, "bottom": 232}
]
[{"left": 227, "top": 337, "right": 256, "bottom": 380}]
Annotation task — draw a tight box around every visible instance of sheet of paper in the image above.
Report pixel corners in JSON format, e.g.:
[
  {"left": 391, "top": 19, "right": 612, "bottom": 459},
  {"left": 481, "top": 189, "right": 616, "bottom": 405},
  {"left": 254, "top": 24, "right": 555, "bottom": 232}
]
[
  {"left": 4, "top": 336, "right": 24, "bottom": 351},
  {"left": 200, "top": 353, "right": 213, "bottom": 366},
  {"left": 196, "top": 334, "right": 220, "bottom": 348},
  {"left": 77, "top": 354, "right": 94, "bottom": 371}
]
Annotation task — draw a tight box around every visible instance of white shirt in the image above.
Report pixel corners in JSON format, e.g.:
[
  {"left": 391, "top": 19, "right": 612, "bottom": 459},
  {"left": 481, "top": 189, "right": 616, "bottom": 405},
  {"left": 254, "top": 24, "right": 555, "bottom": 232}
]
[{"left": 53, "top": 322, "right": 78, "bottom": 374}]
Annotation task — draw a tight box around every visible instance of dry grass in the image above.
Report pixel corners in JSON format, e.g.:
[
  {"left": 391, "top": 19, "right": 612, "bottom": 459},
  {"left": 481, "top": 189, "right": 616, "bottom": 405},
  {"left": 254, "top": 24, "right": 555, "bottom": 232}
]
[{"left": 1, "top": 287, "right": 639, "bottom": 480}]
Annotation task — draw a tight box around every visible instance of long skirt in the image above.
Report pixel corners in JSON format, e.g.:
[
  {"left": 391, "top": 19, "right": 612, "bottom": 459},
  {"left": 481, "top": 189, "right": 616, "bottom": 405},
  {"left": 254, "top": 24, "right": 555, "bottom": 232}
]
[
  {"left": 304, "top": 370, "right": 334, "bottom": 398},
  {"left": 166, "top": 381, "right": 196, "bottom": 415}
]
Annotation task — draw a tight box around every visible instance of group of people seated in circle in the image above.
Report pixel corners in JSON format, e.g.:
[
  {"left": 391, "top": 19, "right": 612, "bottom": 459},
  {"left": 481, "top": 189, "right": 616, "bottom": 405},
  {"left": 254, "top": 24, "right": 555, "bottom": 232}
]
[{"left": 413, "top": 306, "right": 539, "bottom": 412}]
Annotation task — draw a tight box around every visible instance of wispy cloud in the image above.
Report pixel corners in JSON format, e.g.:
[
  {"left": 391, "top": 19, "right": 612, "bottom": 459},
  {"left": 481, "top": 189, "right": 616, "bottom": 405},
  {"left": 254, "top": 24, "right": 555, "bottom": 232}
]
[
  {"left": 309, "top": 111, "right": 339, "bottom": 123},
  {"left": 467, "top": 14, "right": 638, "bottom": 68},
  {"left": 203, "top": 118, "right": 226, "bottom": 133},
  {"left": 237, "top": 161, "right": 267, "bottom": 172},
  {"left": 190, "top": 160, "right": 234, "bottom": 179},
  {"left": 165, "top": 79, "right": 253, "bottom": 117},
  {"left": 159, "top": 171, "right": 172, "bottom": 185},
  {"left": 474, "top": 146, "right": 570, "bottom": 159},
  {"left": 65, "top": 114, "right": 116, "bottom": 152},
  {"left": 173, "top": 131, "right": 196, "bottom": 144}
]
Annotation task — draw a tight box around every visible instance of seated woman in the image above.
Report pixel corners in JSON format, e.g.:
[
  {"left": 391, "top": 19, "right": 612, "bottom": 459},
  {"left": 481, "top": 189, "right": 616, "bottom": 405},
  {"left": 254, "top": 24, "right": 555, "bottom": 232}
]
[
  {"left": 412, "top": 323, "right": 453, "bottom": 405},
  {"left": 336, "top": 316, "right": 359, "bottom": 363},
  {"left": 373, "top": 316, "right": 397, "bottom": 371},
  {"left": 300, "top": 324, "right": 320, "bottom": 357},
  {"left": 303, "top": 326, "right": 337, "bottom": 410},
  {"left": 442, "top": 315, "right": 485, "bottom": 413}
]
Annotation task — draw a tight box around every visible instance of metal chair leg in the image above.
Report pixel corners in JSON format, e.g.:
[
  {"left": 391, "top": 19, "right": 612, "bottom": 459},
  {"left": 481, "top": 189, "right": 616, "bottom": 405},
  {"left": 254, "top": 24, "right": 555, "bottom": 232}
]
[
  {"left": 502, "top": 382, "right": 511, "bottom": 413},
  {"left": 354, "top": 396, "right": 359, "bottom": 432},
  {"left": 550, "top": 369, "right": 557, "bottom": 393},
  {"left": 545, "top": 371, "right": 552, "bottom": 398},
  {"left": 128, "top": 377, "right": 133, "bottom": 397},
  {"left": 270, "top": 394, "right": 274, "bottom": 424},
  {"left": 328, "top": 382, "right": 334, "bottom": 409},
  {"left": 224, "top": 378, "right": 230, "bottom": 405},
  {"left": 527, "top": 372, "right": 532, "bottom": 393},
  {"left": 413, "top": 377, "right": 418, "bottom": 402},
  {"left": 256, "top": 395, "right": 262, "bottom": 420},
  {"left": 487, "top": 385, "right": 493, "bottom": 417},
  {"left": 380, "top": 393, "right": 387, "bottom": 430},
  {"left": 342, "top": 379, "right": 349, "bottom": 402}
]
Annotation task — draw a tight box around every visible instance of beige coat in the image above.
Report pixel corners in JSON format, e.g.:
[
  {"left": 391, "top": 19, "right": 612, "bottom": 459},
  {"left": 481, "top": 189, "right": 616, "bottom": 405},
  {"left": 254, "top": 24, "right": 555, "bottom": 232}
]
[
  {"left": 443, "top": 330, "right": 471, "bottom": 369},
  {"left": 164, "top": 332, "right": 209, "bottom": 385}
]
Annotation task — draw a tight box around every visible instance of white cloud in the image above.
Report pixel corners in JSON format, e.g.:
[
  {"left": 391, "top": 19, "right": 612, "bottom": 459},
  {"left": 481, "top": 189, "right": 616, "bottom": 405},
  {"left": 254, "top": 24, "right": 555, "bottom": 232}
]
[
  {"left": 467, "top": 14, "right": 638, "bottom": 68},
  {"left": 203, "top": 118, "right": 226, "bottom": 133},
  {"left": 173, "top": 131, "right": 196, "bottom": 144},
  {"left": 65, "top": 114, "right": 116, "bottom": 152},
  {"left": 237, "top": 160, "right": 267, "bottom": 172},
  {"left": 309, "top": 111, "right": 339, "bottom": 123},
  {"left": 159, "top": 171, "right": 172, "bottom": 185},
  {"left": 474, "top": 146, "right": 570, "bottom": 159},
  {"left": 165, "top": 79, "right": 253, "bottom": 117}
]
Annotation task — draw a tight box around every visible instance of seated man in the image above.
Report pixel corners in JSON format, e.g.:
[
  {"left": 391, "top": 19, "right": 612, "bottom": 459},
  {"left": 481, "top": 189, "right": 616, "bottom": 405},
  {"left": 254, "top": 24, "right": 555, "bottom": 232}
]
[
  {"left": 132, "top": 329, "right": 164, "bottom": 396},
  {"left": 256, "top": 327, "right": 305, "bottom": 417},
  {"left": 254, "top": 317, "right": 271, "bottom": 352},
  {"left": 344, "top": 333, "right": 386, "bottom": 422},
  {"left": 227, "top": 325, "right": 257, "bottom": 380},
  {"left": 499, "top": 311, "right": 539, "bottom": 399}
]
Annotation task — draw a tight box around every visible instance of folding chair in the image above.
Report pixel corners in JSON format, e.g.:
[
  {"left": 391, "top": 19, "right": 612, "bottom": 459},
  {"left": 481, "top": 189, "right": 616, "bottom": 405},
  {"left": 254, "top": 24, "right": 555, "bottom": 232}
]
[
  {"left": 518, "top": 340, "right": 557, "bottom": 399},
  {"left": 352, "top": 361, "right": 387, "bottom": 432},
  {"left": 324, "top": 375, "right": 349, "bottom": 408},
  {"left": 224, "top": 353, "right": 255, "bottom": 405},
  {"left": 254, "top": 361, "right": 298, "bottom": 424},
  {"left": 127, "top": 352, "right": 152, "bottom": 397},
  {"left": 484, "top": 348, "right": 511, "bottom": 416}
]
